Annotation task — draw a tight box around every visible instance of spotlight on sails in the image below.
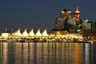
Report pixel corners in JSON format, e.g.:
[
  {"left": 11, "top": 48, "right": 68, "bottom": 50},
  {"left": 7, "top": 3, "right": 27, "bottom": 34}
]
[
  {"left": 42, "top": 29, "right": 48, "bottom": 36},
  {"left": 36, "top": 29, "right": 42, "bottom": 36},
  {"left": 12, "top": 28, "right": 22, "bottom": 36},
  {"left": 22, "top": 29, "right": 29, "bottom": 36},
  {"left": 29, "top": 29, "right": 35, "bottom": 36}
]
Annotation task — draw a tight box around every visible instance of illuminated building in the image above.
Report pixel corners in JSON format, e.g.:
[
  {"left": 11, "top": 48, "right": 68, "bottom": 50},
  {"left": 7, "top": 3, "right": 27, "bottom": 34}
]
[
  {"left": 82, "top": 19, "right": 92, "bottom": 36},
  {"left": 35, "top": 29, "right": 42, "bottom": 36},
  {"left": 0, "top": 7, "right": 94, "bottom": 64},
  {"left": 12, "top": 28, "right": 22, "bottom": 36},
  {"left": 29, "top": 29, "right": 35, "bottom": 36},
  {"left": 22, "top": 29, "right": 29, "bottom": 37},
  {"left": 52, "top": 7, "right": 83, "bottom": 33},
  {"left": 0, "top": 7, "right": 88, "bottom": 41},
  {"left": 1, "top": 33, "right": 10, "bottom": 38},
  {"left": 74, "top": 7, "right": 80, "bottom": 19},
  {"left": 42, "top": 29, "right": 48, "bottom": 36},
  {"left": 67, "top": 9, "right": 72, "bottom": 18}
]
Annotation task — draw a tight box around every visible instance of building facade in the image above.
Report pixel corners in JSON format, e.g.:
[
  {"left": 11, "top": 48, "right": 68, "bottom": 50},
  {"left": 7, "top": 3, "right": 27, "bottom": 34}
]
[{"left": 52, "top": 7, "right": 83, "bottom": 33}]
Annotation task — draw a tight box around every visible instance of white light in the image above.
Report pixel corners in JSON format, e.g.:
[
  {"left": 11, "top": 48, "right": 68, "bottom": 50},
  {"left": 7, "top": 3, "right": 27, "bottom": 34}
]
[
  {"left": 29, "top": 29, "right": 35, "bottom": 36},
  {"left": 75, "top": 7, "right": 80, "bottom": 13},
  {"left": 12, "top": 28, "right": 22, "bottom": 36},
  {"left": 22, "top": 29, "right": 29, "bottom": 36},
  {"left": 75, "top": 11, "right": 80, "bottom": 13},
  {"left": 61, "top": 11, "right": 65, "bottom": 13},
  {"left": 1, "top": 33, "right": 9, "bottom": 37},
  {"left": 36, "top": 29, "right": 42, "bottom": 36},
  {"left": 85, "top": 19, "right": 89, "bottom": 22},
  {"left": 42, "top": 29, "right": 48, "bottom": 36},
  {"left": 67, "top": 11, "right": 71, "bottom": 13}
]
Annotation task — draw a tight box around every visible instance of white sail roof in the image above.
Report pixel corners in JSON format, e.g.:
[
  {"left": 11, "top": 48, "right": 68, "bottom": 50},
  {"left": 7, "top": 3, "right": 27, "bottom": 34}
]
[
  {"left": 22, "top": 29, "right": 29, "bottom": 36},
  {"left": 36, "top": 29, "right": 42, "bottom": 36},
  {"left": 12, "top": 28, "right": 22, "bottom": 36},
  {"left": 42, "top": 29, "right": 48, "bottom": 36},
  {"left": 29, "top": 29, "right": 35, "bottom": 36}
]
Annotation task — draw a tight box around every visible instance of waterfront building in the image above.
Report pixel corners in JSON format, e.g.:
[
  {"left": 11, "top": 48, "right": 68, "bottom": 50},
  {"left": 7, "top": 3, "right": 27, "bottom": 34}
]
[
  {"left": 91, "top": 22, "right": 96, "bottom": 34},
  {"left": 22, "top": 29, "right": 29, "bottom": 37},
  {"left": 52, "top": 7, "right": 83, "bottom": 33},
  {"left": 29, "top": 29, "right": 35, "bottom": 36},
  {"left": 42, "top": 29, "right": 48, "bottom": 36},
  {"left": 0, "top": 7, "right": 94, "bottom": 64},
  {"left": 74, "top": 7, "right": 80, "bottom": 19},
  {"left": 12, "top": 28, "right": 22, "bottom": 36},
  {"left": 35, "top": 29, "right": 42, "bottom": 36},
  {"left": 1, "top": 33, "right": 10, "bottom": 38},
  {"left": 82, "top": 19, "right": 92, "bottom": 36}
]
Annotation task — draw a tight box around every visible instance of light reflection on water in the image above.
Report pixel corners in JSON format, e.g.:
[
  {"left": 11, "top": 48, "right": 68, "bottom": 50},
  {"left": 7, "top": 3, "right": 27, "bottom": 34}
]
[
  {"left": 0, "top": 42, "right": 90, "bottom": 64},
  {"left": 3, "top": 43, "right": 8, "bottom": 64}
]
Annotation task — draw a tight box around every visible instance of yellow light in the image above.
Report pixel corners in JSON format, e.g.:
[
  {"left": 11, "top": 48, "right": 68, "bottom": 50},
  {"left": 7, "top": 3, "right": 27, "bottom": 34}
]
[
  {"left": 29, "top": 29, "right": 35, "bottom": 36},
  {"left": 1, "top": 33, "right": 10, "bottom": 38},
  {"left": 42, "top": 29, "right": 48, "bottom": 36},
  {"left": 22, "top": 29, "right": 29, "bottom": 36},
  {"left": 36, "top": 29, "right": 42, "bottom": 36},
  {"left": 12, "top": 28, "right": 22, "bottom": 36}
]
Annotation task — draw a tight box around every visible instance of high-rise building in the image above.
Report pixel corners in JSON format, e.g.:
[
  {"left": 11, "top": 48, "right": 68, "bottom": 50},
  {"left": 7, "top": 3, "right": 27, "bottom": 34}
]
[
  {"left": 52, "top": 8, "right": 83, "bottom": 33},
  {"left": 74, "top": 7, "right": 80, "bottom": 19}
]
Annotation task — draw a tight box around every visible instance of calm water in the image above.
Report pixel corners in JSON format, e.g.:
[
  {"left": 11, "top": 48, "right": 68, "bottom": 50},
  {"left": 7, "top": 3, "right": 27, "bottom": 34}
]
[{"left": 0, "top": 42, "right": 91, "bottom": 64}]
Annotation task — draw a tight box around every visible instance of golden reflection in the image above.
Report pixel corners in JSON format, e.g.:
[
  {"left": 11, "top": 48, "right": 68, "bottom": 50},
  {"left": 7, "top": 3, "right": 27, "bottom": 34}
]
[
  {"left": 74, "top": 43, "right": 81, "bottom": 64},
  {"left": 23, "top": 43, "right": 28, "bottom": 64},
  {"left": 3, "top": 43, "right": 8, "bottom": 64},
  {"left": 0, "top": 42, "right": 89, "bottom": 64}
]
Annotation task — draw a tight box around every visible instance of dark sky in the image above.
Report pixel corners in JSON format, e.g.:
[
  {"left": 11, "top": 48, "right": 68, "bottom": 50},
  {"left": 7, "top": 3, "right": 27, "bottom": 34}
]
[{"left": 0, "top": 0, "right": 95, "bottom": 31}]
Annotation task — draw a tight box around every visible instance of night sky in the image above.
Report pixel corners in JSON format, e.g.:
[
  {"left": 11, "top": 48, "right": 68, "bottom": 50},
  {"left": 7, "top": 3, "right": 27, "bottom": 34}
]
[{"left": 0, "top": 0, "right": 95, "bottom": 31}]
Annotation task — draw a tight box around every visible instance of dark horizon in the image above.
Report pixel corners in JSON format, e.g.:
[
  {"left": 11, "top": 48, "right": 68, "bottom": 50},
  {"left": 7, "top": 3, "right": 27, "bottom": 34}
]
[{"left": 0, "top": 0, "right": 96, "bottom": 31}]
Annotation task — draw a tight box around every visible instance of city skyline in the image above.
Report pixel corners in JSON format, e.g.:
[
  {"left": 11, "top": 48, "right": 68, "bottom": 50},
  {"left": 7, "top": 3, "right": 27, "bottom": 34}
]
[{"left": 0, "top": 0, "right": 96, "bottom": 30}]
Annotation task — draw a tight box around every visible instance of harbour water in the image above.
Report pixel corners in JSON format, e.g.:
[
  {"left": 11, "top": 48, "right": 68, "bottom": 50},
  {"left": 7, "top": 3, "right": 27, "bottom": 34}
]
[{"left": 0, "top": 42, "right": 92, "bottom": 64}]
